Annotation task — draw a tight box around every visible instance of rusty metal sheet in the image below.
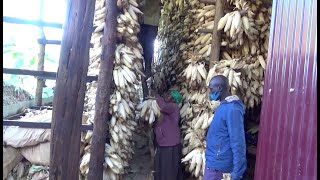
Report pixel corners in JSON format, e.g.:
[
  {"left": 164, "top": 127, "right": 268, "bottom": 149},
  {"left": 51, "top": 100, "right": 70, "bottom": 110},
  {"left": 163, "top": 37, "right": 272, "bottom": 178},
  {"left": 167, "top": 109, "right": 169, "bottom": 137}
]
[{"left": 254, "top": 0, "right": 317, "bottom": 179}]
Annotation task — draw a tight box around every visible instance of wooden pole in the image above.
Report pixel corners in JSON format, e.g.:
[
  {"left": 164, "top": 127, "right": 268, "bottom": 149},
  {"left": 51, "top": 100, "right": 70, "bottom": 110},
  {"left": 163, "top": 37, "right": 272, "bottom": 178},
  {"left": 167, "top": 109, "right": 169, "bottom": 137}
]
[
  {"left": 3, "top": 68, "right": 98, "bottom": 82},
  {"left": 37, "top": 39, "right": 61, "bottom": 45},
  {"left": 37, "top": 39, "right": 94, "bottom": 47},
  {"left": 87, "top": 0, "right": 118, "bottom": 179},
  {"left": 209, "top": 0, "right": 225, "bottom": 68},
  {"left": 49, "top": 0, "right": 96, "bottom": 179},
  {"left": 3, "top": 16, "right": 63, "bottom": 28},
  {"left": 35, "top": 0, "right": 45, "bottom": 106},
  {"left": 35, "top": 40, "right": 45, "bottom": 106},
  {"left": 3, "top": 120, "right": 94, "bottom": 131}
]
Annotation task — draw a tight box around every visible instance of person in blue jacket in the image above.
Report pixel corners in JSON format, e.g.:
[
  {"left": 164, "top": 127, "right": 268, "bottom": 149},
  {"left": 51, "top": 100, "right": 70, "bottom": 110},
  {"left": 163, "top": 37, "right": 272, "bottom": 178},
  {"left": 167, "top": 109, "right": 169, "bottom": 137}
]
[{"left": 204, "top": 75, "right": 247, "bottom": 180}]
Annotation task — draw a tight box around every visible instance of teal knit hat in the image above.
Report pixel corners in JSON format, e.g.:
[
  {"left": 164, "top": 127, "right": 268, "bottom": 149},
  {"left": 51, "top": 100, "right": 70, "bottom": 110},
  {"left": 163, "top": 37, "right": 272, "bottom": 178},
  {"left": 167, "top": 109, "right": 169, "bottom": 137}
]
[{"left": 170, "top": 89, "right": 182, "bottom": 104}]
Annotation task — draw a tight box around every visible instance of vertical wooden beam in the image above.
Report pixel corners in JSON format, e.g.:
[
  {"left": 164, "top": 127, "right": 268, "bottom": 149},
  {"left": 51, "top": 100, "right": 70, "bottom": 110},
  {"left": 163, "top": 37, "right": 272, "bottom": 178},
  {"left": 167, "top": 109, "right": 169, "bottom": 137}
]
[
  {"left": 87, "top": 0, "right": 118, "bottom": 179},
  {"left": 49, "top": 0, "right": 96, "bottom": 179},
  {"left": 35, "top": 44, "right": 45, "bottom": 106},
  {"left": 35, "top": 0, "right": 45, "bottom": 106},
  {"left": 209, "top": 0, "right": 225, "bottom": 68},
  {"left": 35, "top": 31, "right": 46, "bottom": 106}
]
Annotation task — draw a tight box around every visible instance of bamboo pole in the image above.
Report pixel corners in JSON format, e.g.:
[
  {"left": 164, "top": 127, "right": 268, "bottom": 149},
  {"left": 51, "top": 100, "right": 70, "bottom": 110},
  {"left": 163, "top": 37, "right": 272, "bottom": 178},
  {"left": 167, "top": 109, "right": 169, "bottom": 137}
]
[
  {"left": 87, "top": 0, "right": 118, "bottom": 179},
  {"left": 49, "top": 0, "right": 96, "bottom": 179}
]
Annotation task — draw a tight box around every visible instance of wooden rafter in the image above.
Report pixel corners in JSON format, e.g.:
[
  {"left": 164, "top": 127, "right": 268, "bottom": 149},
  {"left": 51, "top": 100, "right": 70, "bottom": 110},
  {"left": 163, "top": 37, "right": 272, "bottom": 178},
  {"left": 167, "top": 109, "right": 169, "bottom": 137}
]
[{"left": 3, "top": 16, "right": 63, "bottom": 29}]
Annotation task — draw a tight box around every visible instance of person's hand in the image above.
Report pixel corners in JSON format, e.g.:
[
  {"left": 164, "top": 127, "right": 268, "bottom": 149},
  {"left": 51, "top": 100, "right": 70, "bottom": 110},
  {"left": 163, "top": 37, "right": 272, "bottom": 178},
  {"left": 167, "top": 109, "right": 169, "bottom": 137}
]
[
  {"left": 222, "top": 173, "right": 231, "bottom": 180},
  {"left": 150, "top": 89, "right": 154, "bottom": 96},
  {"left": 150, "top": 88, "right": 156, "bottom": 97}
]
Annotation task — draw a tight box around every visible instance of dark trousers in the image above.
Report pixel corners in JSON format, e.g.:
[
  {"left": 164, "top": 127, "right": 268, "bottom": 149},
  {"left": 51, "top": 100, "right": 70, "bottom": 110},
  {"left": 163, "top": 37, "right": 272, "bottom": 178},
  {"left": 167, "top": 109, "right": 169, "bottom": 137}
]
[
  {"left": 138, "top": 24, "right": 158, "bottom": 78},
  {"left": 203, "top": 166, "right": 229, "bottom": 180},
  {"left": 138, "top": 24, "right": 158, "bottom": 99},
  {"left": 154, "top": 144, "right": 183, "bottom": 180}
]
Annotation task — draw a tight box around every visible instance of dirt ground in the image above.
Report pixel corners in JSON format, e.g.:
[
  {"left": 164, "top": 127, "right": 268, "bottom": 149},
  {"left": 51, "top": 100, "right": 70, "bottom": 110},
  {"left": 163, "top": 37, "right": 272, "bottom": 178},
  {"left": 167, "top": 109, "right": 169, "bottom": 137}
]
[
  {"left": 123, "top": 132, "right": 153, "bottom": 180},
  {"left": 123, "top": 130, "right": 195, "bottom": 180},
  {"left": 3, "top": 82, "right": 33, "bottom": 106}
]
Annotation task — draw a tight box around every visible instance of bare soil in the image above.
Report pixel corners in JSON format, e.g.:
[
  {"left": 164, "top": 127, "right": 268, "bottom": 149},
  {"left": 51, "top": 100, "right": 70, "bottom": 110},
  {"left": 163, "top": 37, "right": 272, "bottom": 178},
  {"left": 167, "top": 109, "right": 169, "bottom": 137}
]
[{"left": 123, "top": 132, "right": 153, "bottom": 180}]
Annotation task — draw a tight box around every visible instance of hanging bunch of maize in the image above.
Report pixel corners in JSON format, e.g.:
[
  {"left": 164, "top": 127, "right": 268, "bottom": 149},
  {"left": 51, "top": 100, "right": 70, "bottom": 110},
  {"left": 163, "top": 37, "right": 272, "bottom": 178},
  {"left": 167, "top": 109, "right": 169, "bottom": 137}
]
[
  {"left": 80, "top": 0, "right": 144, "bottom": 179},
  {"left": 155, "top": 0, "right": 272, "bottom": 178},
  {"left": 159, "top": 1, "right": 214, "bottom": 162},
  {"left": 209, "top": 0, "right": 271, "bottom": 108},
  {"left": 179, "top": 99, "right": 222, "bottom": 179},
  {"left": 154, "top": 0, "right": 216, "bottom": 179},
  {"left": 137, "top": 98, "right": 161, "bottom": 124},
  {"left": 179, "top": 55, "right": 224, "bottom": 179},
  {"left": 154, "top": 0, "right": 201, "bottom": 90}
]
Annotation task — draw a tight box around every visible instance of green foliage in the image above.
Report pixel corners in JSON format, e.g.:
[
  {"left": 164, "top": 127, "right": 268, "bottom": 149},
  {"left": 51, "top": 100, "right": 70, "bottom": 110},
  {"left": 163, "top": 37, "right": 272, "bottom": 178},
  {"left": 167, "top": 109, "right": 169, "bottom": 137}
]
[{"left": 3, "top": 37, "right": 58, "bottom": 98}]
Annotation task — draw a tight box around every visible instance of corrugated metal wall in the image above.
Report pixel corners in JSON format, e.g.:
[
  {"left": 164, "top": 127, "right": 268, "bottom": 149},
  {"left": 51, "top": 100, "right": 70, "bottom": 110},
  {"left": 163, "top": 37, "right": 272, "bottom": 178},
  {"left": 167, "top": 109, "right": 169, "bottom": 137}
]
[{"left": 254, "top": 0, "right": 317, "bottom": 179}]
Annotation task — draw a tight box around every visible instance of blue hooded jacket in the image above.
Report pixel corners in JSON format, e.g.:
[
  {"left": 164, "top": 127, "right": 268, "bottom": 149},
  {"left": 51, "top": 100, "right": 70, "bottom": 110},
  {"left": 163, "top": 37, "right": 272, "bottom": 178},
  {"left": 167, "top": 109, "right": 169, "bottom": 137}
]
[{"left": 205, "top": 95, "right": 247, "bottom": 180}]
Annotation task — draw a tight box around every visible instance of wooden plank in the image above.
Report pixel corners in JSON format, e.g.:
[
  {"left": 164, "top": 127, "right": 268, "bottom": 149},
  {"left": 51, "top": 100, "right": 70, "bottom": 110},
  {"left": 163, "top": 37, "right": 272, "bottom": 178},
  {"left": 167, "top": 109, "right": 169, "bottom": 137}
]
[
  {"left": 87, "top": 0, "right": 118, "bottom": 179},
  {"left": 3, "top": 16, "right": 63, "bottom": 29},
  {"left": 5, "top": 112, "right": 27, "bottom": 120},
  {"left": 37, "top": 39, "right": 61, "bottom": 45},
  {"left": 37, "top": 39, "right": 94, "bottom": 48},
  {"left": 49, "top": 0, "right": 96, "bottom": 179},
  {"left": 3, "top": 68, "right": 98, "bottom": 82},
  {"left": 3, "top": 68, "right": 56, "bottom": 79},
  {"left": 199, "top": 0, "right": 215, "bottom": 4},
  {"left": 29, "top": 105, "right": 53, "bottom": 110},
  {"left": 3, "top": 120, "right": 93, "bottom": 131},
  {"left": 209, "top": 0, "right": 225, "bottom": 68}
]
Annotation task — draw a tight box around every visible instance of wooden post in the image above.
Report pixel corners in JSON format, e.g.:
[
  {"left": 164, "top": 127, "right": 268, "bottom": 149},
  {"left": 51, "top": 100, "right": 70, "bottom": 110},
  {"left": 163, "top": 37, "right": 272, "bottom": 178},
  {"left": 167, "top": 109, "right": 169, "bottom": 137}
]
[
  {"left": 87, "top": 0, "right": 118, "bottom": 179},
  {"left": 209, "top": 0, "right": 225, "bottom": 68},
  {"left": 35, "top": 0, "right": 45, "bottom": 106},
  {"left": 49, "top": 0, "right": 96, "bottom": 179},
  {"left": 35, "top": 37, "right": 45, "bottom": 106}
]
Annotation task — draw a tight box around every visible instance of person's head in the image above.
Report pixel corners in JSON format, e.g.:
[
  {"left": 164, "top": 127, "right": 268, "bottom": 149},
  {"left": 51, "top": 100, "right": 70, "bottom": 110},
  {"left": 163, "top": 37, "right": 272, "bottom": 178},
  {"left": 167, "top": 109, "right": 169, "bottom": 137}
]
[
  {"left": 163, "top": 89, "right": 182, "bottom": 104},
  {"left": 208, "top": 75, "right": 230, "bottom": 101}
]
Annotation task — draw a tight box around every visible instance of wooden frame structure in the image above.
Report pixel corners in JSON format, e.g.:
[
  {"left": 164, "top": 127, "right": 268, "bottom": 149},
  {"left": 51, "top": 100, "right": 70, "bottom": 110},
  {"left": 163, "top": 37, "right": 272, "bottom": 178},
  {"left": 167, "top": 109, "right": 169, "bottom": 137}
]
[
  {"left": 35, "top": 0, "right": 46, "bottom": 106},
  {"left": 3, "top": 68, "right": 98, "bottom": 81},
  {"left": 4, "top": 0, "right": 96, "bottom": 179},
  {"left": 3, "top": 0, "right": 225, "bottom": 179},
  {"left": 3, "top": 0, "right": 117, "bottom": 179},
  {"left": 3, "top": 120, "right": 93, "bottom": 131}
]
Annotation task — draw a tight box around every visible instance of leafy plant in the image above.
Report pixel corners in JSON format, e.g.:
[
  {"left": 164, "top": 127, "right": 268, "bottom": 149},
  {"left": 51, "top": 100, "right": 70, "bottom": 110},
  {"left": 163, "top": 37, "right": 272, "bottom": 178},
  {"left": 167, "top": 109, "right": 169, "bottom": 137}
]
[{"left": 3, "top": 36, "right": 58, "bottom": 98}]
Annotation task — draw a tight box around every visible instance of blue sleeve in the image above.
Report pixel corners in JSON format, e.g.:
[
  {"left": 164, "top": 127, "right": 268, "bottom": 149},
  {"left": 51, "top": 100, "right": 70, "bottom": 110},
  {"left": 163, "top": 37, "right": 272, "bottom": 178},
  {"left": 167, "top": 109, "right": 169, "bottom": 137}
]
[{"left": 226, "top": 108, "right": 247, "bottom": 180}]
